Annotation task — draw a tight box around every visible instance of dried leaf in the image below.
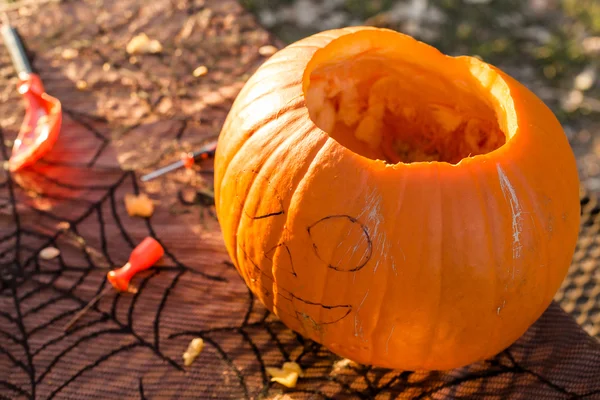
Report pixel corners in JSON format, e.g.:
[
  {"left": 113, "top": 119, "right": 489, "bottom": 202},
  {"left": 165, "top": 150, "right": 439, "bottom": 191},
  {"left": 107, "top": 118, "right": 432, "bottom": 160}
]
[
  {"left": 61, "top": 48, "right": 79, "bottom": 60},
  {"left": 193, "top": 65, "right": 208, "bottom": 77},
  {"left": 126, "top": 33, "right": 163, "bottom": 55},
  {"left": 56, "top": 221, "right": 71, "bottom": 231},
  {"left": 76, "top": 80, "right": 88, "bottom": 90},
  {"left": 258, "top": 45, "right": 278, "bottom": 57}
]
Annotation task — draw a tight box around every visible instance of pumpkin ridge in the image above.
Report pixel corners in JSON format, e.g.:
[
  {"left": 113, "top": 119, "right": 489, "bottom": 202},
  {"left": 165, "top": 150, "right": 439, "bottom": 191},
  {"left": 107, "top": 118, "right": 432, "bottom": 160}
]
[
  {"left": 317, "top": 174, "right": 381, "bottom": 344},
  {"left": 260, "top": 57, "right": 309, "bottom": 70},
  {"left": 217, "top": 111, "right": 304, "bottom": 202},
  {"left": 351, "top": 181, "right": 404, "bottom": 352},
  {"left": 501, "top": 162, "right": 553, "bottom": 311},
  {"left": 274, "top": 94, "right": 305, "bottom": 123},
  {"left": 238, "top": 244, "right": 276, "bottom": 311},
  {"left": 385, "top": 171, "right": 410, "bottom": 272},
  {"left": 310, "top": 33, "right": 340, "bottom": 40},
  {"left": 216, "top": 75, "right": 305, "bottom": 173},
  {"left": 367, "top": 263, "right": 393, "bottom": 364},
  {"left": 480, "top": 164, "right": 512, "bottom": 325},
  {"left": 364, "top": 194, "right": 403, "bottom": 365},
  {"left": 239, "top": 119, "right": 329, "bottom": 313},
  {"left": 229, "top": 117, "right": 315, "bottom": 284},
  {"left": 497, "top": 165, "right": 541, "bottom": 348},
  {"left": 273, "top": 137, "right": 334, "bottom": 332},
  {"left": 523, "top": 109, "right": 576, "bottom": 218},
  {"left": 465, "top": 162, "right": 502, "bottom": 353},
  {"left": 233, "top": 78, "right": 300, "bottom": 114},
  {"left": 228, "top": 144, "right": 290, "bottom": 279},
  {"left": 249, "top": 68, "right": 304, "bottom": 92},
  {"left": 233, "top": 92, "right": 304, "bottom": 140},
  {"left": 270, "top": 136, "right": 331, "bottom": 321},
  {"left": 479, "top": 163, "right": 528, "bottom": 357},
  {"left": 284, "top": 44, "right": 328, "bottom": 52},
  {"left": 421, "top": 164, "right": 445, "bottom": 369}
]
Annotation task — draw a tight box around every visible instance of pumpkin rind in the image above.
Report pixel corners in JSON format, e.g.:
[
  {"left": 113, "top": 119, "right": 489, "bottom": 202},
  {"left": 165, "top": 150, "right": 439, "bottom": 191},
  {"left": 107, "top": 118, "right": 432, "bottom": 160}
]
[{"left": 214, "top": 27, "right": 581, "bottom": 370}]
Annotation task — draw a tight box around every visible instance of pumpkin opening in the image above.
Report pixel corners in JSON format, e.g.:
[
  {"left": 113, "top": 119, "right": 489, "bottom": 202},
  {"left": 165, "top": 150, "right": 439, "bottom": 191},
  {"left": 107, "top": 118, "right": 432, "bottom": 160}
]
[{"left": 303, "top": 33, "right": 513, "bottom": 165}]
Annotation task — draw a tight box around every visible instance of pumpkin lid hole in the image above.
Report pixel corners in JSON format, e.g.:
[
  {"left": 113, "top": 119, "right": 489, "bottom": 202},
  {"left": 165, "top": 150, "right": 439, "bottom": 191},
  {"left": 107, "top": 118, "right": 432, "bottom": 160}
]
[{"left": 303, "top": 38, "right": 512, "bottom": 166}]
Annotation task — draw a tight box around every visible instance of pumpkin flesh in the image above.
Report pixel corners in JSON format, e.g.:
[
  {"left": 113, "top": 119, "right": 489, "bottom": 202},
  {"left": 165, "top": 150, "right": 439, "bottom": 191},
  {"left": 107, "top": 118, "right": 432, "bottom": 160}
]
[
  {"left": 214, "top": 27, "right": 581, "bottom": 371},
  {"left": 305, "top": 51, "right": 506, "bottom": 164}
]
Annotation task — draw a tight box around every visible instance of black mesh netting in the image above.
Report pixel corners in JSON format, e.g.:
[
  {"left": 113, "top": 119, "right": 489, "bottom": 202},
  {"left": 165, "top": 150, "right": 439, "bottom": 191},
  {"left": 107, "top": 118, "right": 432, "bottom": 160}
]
[{"left": 1, "top": 1, "right": 600, "bottom": 399}]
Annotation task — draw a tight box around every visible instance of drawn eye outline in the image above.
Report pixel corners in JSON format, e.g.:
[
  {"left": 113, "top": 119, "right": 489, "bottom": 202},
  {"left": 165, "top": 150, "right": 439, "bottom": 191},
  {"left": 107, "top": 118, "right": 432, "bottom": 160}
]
[{"left": 307, "top": 214, "right": 373, "bottom": 272}]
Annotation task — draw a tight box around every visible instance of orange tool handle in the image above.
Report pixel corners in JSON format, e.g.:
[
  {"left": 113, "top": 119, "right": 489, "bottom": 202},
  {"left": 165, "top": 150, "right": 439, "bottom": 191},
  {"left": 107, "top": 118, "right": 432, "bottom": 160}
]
[{"left": 107, "top": 237, "right": 165, "bottom": 291}]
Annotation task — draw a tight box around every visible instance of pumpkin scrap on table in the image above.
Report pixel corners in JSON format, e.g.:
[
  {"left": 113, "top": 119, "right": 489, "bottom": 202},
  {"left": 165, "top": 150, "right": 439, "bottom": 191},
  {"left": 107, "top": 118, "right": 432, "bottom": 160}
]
[
  {"left": 39, "top": 246, "right": 60, "bottom": 260},
  {"left": 124, "top": 193, "right": 155, "bottom": 218},
  {"left": 213, "top": 27, "right": 581, "bottom": 371},
  {"left": 266, "top": 362, "right": 304, "bottom": 388},
  {"left": 182, "top": 337, "right": 204, "bottom": 367}
]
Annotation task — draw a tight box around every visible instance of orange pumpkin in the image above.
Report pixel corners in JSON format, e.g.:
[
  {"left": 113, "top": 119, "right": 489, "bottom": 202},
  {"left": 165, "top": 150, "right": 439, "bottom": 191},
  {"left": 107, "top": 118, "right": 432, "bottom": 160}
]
[{"left": 214, "top": 27, "right": 581, "bottom": 371}]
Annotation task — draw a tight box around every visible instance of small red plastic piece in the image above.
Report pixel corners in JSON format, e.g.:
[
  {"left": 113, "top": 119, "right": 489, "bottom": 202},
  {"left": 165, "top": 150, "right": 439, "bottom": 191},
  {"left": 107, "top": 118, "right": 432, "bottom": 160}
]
[
  {"left": 181, "top": 152, "right": 195, "bottom": 169},
  {"left": 197, "top": 141, "right": 217, "bottom": 160},
  {"left": 107, "top": 237, "right": 165, "bottom": 291}
]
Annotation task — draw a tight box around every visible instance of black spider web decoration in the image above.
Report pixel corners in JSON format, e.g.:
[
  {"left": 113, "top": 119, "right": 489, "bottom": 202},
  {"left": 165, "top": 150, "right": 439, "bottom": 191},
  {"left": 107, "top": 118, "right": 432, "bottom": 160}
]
[
  {"left": 1, "top": 0, "right": 600, "bottom": 399},
  {"left": 0, "top": 100, "right": 598, "bottom": 400},
  {"left": 0, "top": 122, "right": 226, "bottom": 397}
]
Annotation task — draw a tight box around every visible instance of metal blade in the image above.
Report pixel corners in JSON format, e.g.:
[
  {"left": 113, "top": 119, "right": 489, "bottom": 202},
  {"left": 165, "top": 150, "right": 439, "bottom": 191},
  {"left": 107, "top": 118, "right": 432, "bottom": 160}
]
[
  {"left": 140, "top": 159, "right": 185, "bottom": 182},
  {"left": 63, "top": 285, "right": 112, "bottom": 331}
]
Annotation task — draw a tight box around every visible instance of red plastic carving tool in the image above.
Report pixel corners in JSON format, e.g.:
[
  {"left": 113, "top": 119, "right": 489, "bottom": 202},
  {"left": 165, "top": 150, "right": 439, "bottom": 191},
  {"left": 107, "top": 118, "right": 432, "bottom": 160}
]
[
  {"left": 63, "top": 237, "right": 165, "bottom": 331},
  {"left": 140, "top": 139, "right": 218, "bottom": 182},
  {"left": 1, "top": 13, "right": 62, "bottom": 172}
]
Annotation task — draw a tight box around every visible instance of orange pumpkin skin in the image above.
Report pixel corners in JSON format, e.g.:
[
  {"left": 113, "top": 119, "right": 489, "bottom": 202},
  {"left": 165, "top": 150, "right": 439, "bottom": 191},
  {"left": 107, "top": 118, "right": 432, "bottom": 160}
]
[{"left": 214, "top": 27, "right": 581, "bottom": 371}]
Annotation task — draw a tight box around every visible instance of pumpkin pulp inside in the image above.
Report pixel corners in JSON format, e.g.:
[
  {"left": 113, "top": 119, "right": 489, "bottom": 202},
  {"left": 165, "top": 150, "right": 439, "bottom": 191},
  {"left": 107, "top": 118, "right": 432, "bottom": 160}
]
[{"left": 304, "top": 44, "right": 508, "bottom": 165}]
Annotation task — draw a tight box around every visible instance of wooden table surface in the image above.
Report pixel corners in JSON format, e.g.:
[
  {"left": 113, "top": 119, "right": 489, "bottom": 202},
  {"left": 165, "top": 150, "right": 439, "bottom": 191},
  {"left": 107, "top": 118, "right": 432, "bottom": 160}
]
[{"left": 0, "top": 1, "right": 599, "bottom": 398}]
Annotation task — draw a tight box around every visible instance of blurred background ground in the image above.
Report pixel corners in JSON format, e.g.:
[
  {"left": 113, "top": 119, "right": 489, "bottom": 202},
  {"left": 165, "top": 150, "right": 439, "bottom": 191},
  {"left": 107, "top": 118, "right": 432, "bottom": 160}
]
[{"left": 242, "top": 0, "right": 600, "bottom": 191}]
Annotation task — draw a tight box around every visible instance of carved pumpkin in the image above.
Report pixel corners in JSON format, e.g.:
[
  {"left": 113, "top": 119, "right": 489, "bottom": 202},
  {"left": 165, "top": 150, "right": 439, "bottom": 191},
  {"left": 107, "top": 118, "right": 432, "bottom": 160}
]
[{"left": 214, "top": 27, "right": 581, "bottom": 370}]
